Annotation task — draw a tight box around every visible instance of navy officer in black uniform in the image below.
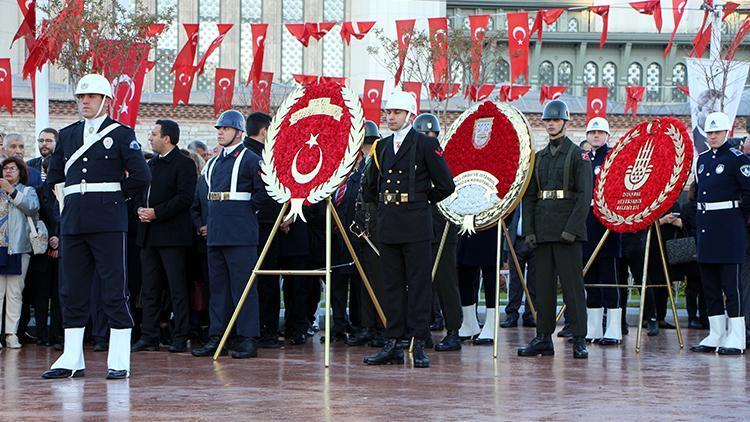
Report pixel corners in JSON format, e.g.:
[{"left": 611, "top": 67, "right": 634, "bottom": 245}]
[
  {"left": 191, "top": 110, "right": 269, "bottom": 359},
  {"left": 691, "top": 111, "right": 750, "bottom": 355},
  {"left": 42, "top": 74, "right": 151, "bottom": 379},
  {"left": 362, "top": 91, "right": 455, "bottom": 368}
]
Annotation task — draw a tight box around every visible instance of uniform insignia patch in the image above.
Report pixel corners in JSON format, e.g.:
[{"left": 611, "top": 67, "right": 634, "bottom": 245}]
[
  {"left": 698, "top": 164, "right": 704, "bottom": 174},
  {"left": 582, "top": 153, "right": 591, "bottom": 161},
  {"left": 129, "top": 140, "right": 141, "bottom": 150},
  {"left": 716, "top": 164, "right": 725, "bottom": 174},
  {"left": 731, "top": 148, "right": 743, "bottom": 156},
  {"left": 741, "top": 165, "right": 750, "bottom": 177},
  {"left": 435, "top": 148, "right": 444, "bottom": 157},
  {"left": 103, "top": 137, "right": 113, "bottom": 149}
]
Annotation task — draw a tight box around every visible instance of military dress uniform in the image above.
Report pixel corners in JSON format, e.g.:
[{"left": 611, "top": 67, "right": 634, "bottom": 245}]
[
  {"left": 362, "top": 126, "right": 455, "bottom": 365},
  {"left": 692, "top": 142, "right": 750, "bottom": 353}
]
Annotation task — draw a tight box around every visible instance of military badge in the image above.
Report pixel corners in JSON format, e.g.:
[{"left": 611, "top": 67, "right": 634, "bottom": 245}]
[{"left": 103, "top": 137, "right": 113, "bottom": 149}]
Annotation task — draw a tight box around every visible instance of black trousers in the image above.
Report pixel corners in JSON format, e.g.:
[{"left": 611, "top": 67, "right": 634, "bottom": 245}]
[
  {"left": 431, "top": 240, "right": 462, "bottom": 331},
  {"left": 506, "top": 237, "right": 537, "bottom": 319},
  {"left": 535, "top": 242, "right": 587, "bottom": 337},
  {"left": 281, "top": 256, "right": 316, "bottom": 337},
  {"left": 139, "top": 246, "right": 190, "bottom": 343},
  {"left": 89, "top": 275, "right": 109, "bottom": 340},
  {"left": 358, "top": 241, "right": 384, "bottom": 331},
  {"left": 458, "top": 264, "right": 496, "bottom": 308},
  {"left": 331, "top": 271, "right": 361, "bottom": 334},
  {"left": 699, "top": 263, "right": 742, "bottom": 317},
  {"left": 685, "top": 274, "right": 707, "bottom": 323},
  {"left": 24, "top": 255, "right": 62, "bottom": 342},
  {"left": 584, "top": 256, "right": 620, "bottom": 309},
  {"left": 645, "top": 247, "right": 669, "bottom": 321},
  {"left": 60, "top": 232, "right": 133, "bottom": 329},
  {"left": 618, "top": 232, "right": 646, "bottom": 315},
  {"left": 380, "top": 241, "right": 432, "bottom": 341},
  {"left": 257, "top": 222, "right": 281, "bottom": 338}
]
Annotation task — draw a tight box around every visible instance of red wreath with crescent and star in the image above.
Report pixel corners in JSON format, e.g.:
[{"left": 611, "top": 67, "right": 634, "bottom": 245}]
[
  {"left": 593, "top": 117, "right": 693, "bottom": 233},
  {"left": 262, "top": 82, "right": 364, "bottom": 221}
]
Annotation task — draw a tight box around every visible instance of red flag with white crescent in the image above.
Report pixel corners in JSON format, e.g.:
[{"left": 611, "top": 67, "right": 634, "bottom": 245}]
[
  {"left": 394, "top": 19, "right": 415, "bottom": 87},
  {"left": 196, "top": 23, "right": 232, "bottom": 76},
  {"left": 726, "top": 16, "right": 750, "bottom": 61},
  {"left": 12, "top": 0, "right": 35, "bottom": 46},
  {"left": 590, "top": 6, "right": 610, "bottom": 48},
  {"left": 112, "top": 61, "right": 154, "bottom": 128},
  {"left": 248, "top": 23, "right": 268, "bottom": 86},
  {"left": 286, "top": 23, "right": 310, "bottom": 47},
  {"left": 402, "top": 81, "right": 422, "bottom": 113},
  {"left": 664, "top": 0, "right": 687, "bottom": 58},
  {"left": 214, "top": 67, "right": 236, "bottom": 117},
  {"left": 530, "top": 8, "right": 564, "bottom": 42},
  {"left": 586, "top": 87, "right": 608, "bottom": 122},
  {"left": 466, "top": 84, "right": 495, "bottom": 102},
  {"left": 171, "top": 24, "right": 199, "bottom": 74},
  {"left": 469, "top": 15, "right": 490, "bottom": 88},
  {"left": 362, "top": 79, "right": 384, "bottom": 122},
  {"left": 625, "top": 86, "right": 645, "bottom": 117},
  {"left": 340, "top": 21, "right": 375, "bottom": 45},
  {"left": 306, "top": 22, "right": 335, "bottom": 41},
  {"left": 499, "top": 85, "right": 531, "bottom": 102},
  {"left": 507, "top": 12, "right": 530, "bottom": 84},
  {"left": 429, "top": 83, "right": 460, "bottom": 102},
  {"left": 428, "top": 17, "right": 449, "bottom": 85},
  {"left": 539, "top": 86, "right": 567, "bottom": 104},
  {"left": 172, "top": 65, "right": 197, "bottom": 108},
  {"left": 629, "top": 1, "right": 663, "bottom": 33},
  {"left": 252, "top": 71, "right": 273, "bottom": 113},
  {"left": 0, "top": 59, "right": 13, "bottom": 115}
]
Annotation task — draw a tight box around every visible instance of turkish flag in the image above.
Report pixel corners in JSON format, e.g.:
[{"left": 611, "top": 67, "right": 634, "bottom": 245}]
[
  {"left": 726, "top": 16, "right": 750, "bottom": 61},
  {"left": 630, "top": 1, "right": 662, "bottom": 33},
  {"left": 664, "top": 0, "right": 687, "bottom": 58},
  {"left": 428, "top": 83, "right": 460, "bottom": 102},
  {"left": 171, "top": 24, "right": 199, "bottom": 73},
  {"left": 112, "top": 61, "right": 154, "bottom": 128},
  {"left": 172, "top": 65, "right": 197, "bottom": 108},
  {"left": 539, "top": 86, "right": 567, "bottom": 104},
  {"left": 530, "top": 8, "right": 565, "bottom": 42},
  {"left": 286, "top": 23, "right": 310, "bottom": 47},
  {"left": 141, "top": 23, "right": 166, "bottom": 38},
  {"left": 12, "top": 0, "right": 35, "bottom": 46},
  {"left": 293, "top": 74, "right": 346, "bottom": 86},
  {"left": 499, "top": 85, "right": 531, "bottom": 102},
  {"left": 690, "top": 25, "right": 711, "bottom": 58},
  {"left": 252, "top": 71, "right": 273, "bottom": 113},
  {"left": 469, "top": 15, "right": 490, "bottom": 88},
  {"left": 108, "top": 43, "right": 152, "bottom": 126},
  {"left": 248, "top": 23, "right": 268, "bottom": 86},
  {"left": 394, "top": 19, "right": 415, "bottom": 87},
  {"left": 340, "top": 21, "right": 375, "bottom": 45},
  {"left": 724, "top": 2, "right": 740, "bottom": 18},
  {"left": 465, "top": 84, "right": 495, "bottom": 102},
  {"left": 507, "top": 12, "right": 530, "bottom": 84},
  {"left": 675, "top": 85, "right": 689, "bottom": 96},
  {"left": 196, "top": 24, "right": 232, "bottom": 76},
  {"left": 586, "top": 87, "right": 608, "bottom": 122},
  {"left": 214, "top": 68, "right": 235, "bottom": 117},
  {"left": 428, "top": 17, "right": 449, "bottom": 85},
  {"left": 0, "top": 59, "right": 12, "bottom": 114},
  {"left": 402, "top": 81, "right": 422, "bottom": 113},
  {"left": 625, "top": 86, "right": 645, "bottom": 117},
  {"left": 590, "top": 6, "right": 610, "bottom": 48},
  {"left": 362, "top": 79, "right": 384, "bottom": 122},
  {"left": 306, "top": 22, "right": 335, "bottom": 41}
]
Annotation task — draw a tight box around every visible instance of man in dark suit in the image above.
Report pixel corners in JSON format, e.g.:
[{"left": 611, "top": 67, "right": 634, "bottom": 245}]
[
  {"left": 362, "top": 91, "right": 455, "bottom": 368},
  {"left": 501, "top": 206, "right": 537, "bottom": 329},
  {"left": 131, "top": 120, "right": 197, "bottom": 353}
]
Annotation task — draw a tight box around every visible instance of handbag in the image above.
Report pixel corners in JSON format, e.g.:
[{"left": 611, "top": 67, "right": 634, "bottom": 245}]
[
  {"left": 665, "top": 236, "right": 696, "bottom": 265},
  {"left": 27, "top": 215, "right": 49, "bottom": 255}
]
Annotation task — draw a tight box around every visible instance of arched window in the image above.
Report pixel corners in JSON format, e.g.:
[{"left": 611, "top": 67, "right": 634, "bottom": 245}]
[
  {"left": 602, "top": 62, "right": 617, "bottom": 99},
  {"left": 546, "top": 20, "right": 557, "bottom": 32},
  {"left": 568, "top": 18, "right": 578, "bottom": 32},
  {"left": 672, "top": 63, "right": 687, "bottom": 102},
  {"left": 558, "top": 61, "right": 573, "bottom": 87},
  {"left": 538, "top": 61, "right": 554, "bottom": 86},
  {"left": 646, "top": 62, "right": 662, "bottom": 101},
  {"left": 627, "top": 62, "right": 643, "bottom": 86},
  {"left": 583, "top": 61, "right": 598, "bottom": 87}
]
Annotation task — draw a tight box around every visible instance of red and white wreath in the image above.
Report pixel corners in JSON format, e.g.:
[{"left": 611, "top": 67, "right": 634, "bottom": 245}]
[{"left": 261, "top": 82, "right": 364, "bottom": 221}]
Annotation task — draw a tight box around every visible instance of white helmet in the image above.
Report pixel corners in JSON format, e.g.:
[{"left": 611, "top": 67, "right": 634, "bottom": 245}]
[
  {"left": 384, "top": 90, "right": 417, "bottom": 115},
  {"left": 704, "top": 111, "right": 732, "bottom": 133},
  {"left": 586, "top": 117, "right": 611, "bottom": 135},
  {"left": 75, "top": 74, "right": 113, "bottom": 98}
]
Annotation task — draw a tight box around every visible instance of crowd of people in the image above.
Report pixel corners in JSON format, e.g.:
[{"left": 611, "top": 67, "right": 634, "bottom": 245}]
[{"left": 0, "top": 72, "right": 748, "bottom": 379}]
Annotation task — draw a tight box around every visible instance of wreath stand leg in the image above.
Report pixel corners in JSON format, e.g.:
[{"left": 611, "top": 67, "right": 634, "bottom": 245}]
[
  {"left": 501, "top": 220, "right": 537, "bottom": 322},
  {"left": 324, "top": 200, "right": 332, "bottom": 367},
  {"left": 654, "top": 223, "right": 684, "bottom": 350},
  {"left": 493, "top": 222, "right": 503, "bottom": 358},
  {"left": 432, "top": 223, "right": 450, "bottom": 281},
  {"left": 635, "top": 226, "right": 653, "bottom": 353}
]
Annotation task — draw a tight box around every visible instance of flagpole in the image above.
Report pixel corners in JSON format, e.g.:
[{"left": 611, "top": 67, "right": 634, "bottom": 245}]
[
  {"left": 710, "top": 0, "right": 724, "bottom": 63},
  {"left": 34, "top": 0, "right": 50, "bottom": 142}
]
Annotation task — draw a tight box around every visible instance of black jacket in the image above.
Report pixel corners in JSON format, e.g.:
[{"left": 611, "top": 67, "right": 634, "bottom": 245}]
[
  {"left": 244, "top": 136, "right": 282, "bottom": 225},
  {"left": 135, "top": 148, "right": 197, "bottom": 248}
]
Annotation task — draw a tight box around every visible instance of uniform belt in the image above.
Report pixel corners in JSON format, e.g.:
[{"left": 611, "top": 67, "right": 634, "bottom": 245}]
[
  {"left": 538, "top": 190, "right": 573, "bottom": 200},
  {"left": 378, "top": 192, "right": 426, "bottom": 204},
  {"left": 208, "top": 192, "right": 252, "bottom": 201},
  {"left": 63, "top": 182, "right": 121, "bottom": 197},
  {"left": 697, "top": 200, "right": 740, "bottom": 211}
]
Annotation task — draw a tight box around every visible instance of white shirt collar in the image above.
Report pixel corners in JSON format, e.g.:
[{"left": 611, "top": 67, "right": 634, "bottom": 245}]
[
  {"left": 159, "top": 146, "right": 176, "bottom": 158},
  {"left": 223, "top": 142, "right": 242, "bottom": 157},
  {"left": 393, "top": 125, "right": 412, "bottom": 144},
  {"left": 84, "top": 114, "right": 108, "bottom": 135}
]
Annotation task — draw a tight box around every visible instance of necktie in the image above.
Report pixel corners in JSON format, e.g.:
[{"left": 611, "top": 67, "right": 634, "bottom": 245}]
[{"left": 335, "top": 182, "right": 347, "bottom": 206}]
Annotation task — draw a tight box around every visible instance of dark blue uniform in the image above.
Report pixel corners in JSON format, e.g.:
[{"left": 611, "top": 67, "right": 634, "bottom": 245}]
[
  {"left": 46, "top": 117, "right": 150, "bottom": 329},
  {"left": 583, "top": 145, "right": 622, "bottom": 309},
  {"left": 695, "top": 143, "right": 750, "bottom": 317},
  {"left": 204, "top": 144, "right": 268, "bottom": 339}
]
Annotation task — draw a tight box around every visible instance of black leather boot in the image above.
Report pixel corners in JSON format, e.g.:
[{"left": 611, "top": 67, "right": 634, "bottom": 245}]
[
  {"left": 572, "top": 337, "right": 589, "bottom": 359},
  {"left": 364, "top": 339, "right": 404, "bottom": 365},
  {"left": 412, "top": 340, "right": 430, "bottom": 368},
  {"left": 191, "top": 336, "right": 227, "bottom": 357},
  {"left": 346, "top": 328, "right": 374, "bottom": 346},
  {"left": 517, "top": 334, "right": 554, "bottom": 356},
  {"left": 434, "top": 330, "right": 461, "bottom": 352},
  {"left": 231, "top": 337, "right": 258, "bottom": 359}
]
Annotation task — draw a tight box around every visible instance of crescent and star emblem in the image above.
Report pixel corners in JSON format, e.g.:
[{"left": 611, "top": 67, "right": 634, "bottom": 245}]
[
  {"left": 400, "top": 33, "right": 411, "bottom": 45},
  {"left": 178, "top": 72, "right": 191, "bottom": 86},
  {"left": 367, "top": 88, "right": 380, "bottom": 102},
  {"left": 473, "top": 27, "right": 485, "bottom": 41},
  {"left": 0, "top": 68, "right": 7, "bottom": 82},
  {"left": 258, "top": 80, "right": 269, "bottom": 92},
  {"left": 591, "top": 99, "right": 604, "bottom": 113},
  {"left": 256, "top": 35, "right": 265, "bottom": 47},
  {"left": 512, "top": 27, "right": 527, "bottom": 45},
  {"left": 218, "top": 77, "right": 232, "bottom": 89},
  {"left": 111, "top": 75, "right": 136, "bottom": 115},
  {"left": 292, "top": 133, "right": 324, "bottom": 184}
]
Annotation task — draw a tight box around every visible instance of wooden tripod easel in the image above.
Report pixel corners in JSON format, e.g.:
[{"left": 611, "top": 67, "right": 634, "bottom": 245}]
[
  {"left": 554, "top": 223, "right": 684, "bottom": 352},
  {"left": 213, "top": 197, "right": 387, "bottom": 367}
]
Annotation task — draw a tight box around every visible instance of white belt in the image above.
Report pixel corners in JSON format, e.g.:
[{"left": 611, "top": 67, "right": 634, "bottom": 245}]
[
  {"left": 208, "top": 192, "right": 252, "bottom": 201},
  {"left": 63, "top": 182, "right": 122, "bottom": 197},
  {"left": 697, "top": 200, "right": 740, "bottom": 211}
]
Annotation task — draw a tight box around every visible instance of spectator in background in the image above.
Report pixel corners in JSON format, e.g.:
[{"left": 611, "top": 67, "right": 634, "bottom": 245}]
[
  {"left": 4, "top": 133, "right": 42, "bottom": 187},
  {"left": 188, "top": 140, "right": 210, "bottom": 162}
]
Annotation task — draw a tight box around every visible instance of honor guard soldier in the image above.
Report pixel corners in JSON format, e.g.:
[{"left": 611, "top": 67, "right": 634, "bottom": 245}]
[
  {"left": 413, "top": 113, "right": 462, "bottom": 351},
  {"left": 362, "top": 92, "right": 455, "bottom": 368},
  {"left": 191, "top": 110, "right": 269, "bottom": 359},
  {"left": 582, "top": 117, "right": 623, "bottom": 345},
  {"left": 691, "top": 111, "right": 750, "bottom": 355},
  {"left": 518, "top": 99, "right": 592, "bottom": 359},
  {"left": 42, "top": 74, "right": 151, "bottom": 379}
]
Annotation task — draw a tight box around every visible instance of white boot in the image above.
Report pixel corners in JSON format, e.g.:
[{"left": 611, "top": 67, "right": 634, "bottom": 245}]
[
  {"left": 458, "top": 305, "right": 481, "bottom": 338},
  {"left": 51, "top": 327, "right": 85, "bottom": 371},
  {"left": 586, "top": 308, "right": 604, "bottom": 342},
  {"left": 601, "top": 308, "right": 622, "bottom": 345},
  {"left": 719, "top": 317, "right": 746, "bottom": 355},
  {"left": 692, "top": 314, "right": 727, "bottom": 352},
  {"left": 476, "top": 308, "right": 496, "bottom": 343},
  {"left": 107, "top": 328, "right": 132, "bottom": 375}
]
